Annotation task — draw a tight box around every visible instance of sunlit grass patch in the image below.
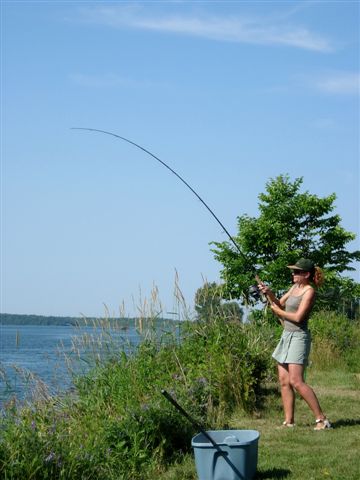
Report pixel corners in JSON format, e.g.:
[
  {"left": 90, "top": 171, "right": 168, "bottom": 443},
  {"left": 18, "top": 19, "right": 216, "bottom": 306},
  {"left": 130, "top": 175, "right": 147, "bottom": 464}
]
[{"left": 226, "top": 366, "right": 360, "bottom": 480}]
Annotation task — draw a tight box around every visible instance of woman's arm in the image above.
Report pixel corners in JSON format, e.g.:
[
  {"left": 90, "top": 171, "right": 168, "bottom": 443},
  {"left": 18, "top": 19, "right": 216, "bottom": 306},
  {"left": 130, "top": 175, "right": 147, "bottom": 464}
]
[
  {"left": 279, "top": 287, "right": 295, "bottom": 307},
  {"left": 257, "top": 281, "right": 293, "bottom": 308},
  {"left": 271, "top": 288, "right": 315, "bottom": 324},
  {"left": 257, "top": 282, "right": 295, "bottom": 327}
]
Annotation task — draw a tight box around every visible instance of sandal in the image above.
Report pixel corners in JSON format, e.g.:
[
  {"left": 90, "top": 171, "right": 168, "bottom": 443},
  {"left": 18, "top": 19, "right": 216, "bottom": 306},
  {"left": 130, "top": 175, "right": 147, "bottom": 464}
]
[
  {"left": 314, "top": 418, "right": 331, "bottom": 430},
  {"left": 282, "top": 421, "right": 295, "bottom": 428}
]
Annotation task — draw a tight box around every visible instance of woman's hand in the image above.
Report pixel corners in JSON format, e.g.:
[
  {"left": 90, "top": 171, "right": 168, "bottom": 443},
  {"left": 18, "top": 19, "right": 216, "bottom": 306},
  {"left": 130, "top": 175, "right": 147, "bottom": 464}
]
[
  {"left": 257, "top": 282, "right": 281, "bottom": 306},
  {"left": 270, "top": 303, "right": 284, "bottom": 316},
  {"left": 258, "top": 283, "right": 271, "bottom": 295}
]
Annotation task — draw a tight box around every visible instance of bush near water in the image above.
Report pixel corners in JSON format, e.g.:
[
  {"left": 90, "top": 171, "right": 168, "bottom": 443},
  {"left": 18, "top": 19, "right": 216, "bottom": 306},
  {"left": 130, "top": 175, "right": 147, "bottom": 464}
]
[{"left": 1, "top": 309, "right": 359, "bottom": 479}]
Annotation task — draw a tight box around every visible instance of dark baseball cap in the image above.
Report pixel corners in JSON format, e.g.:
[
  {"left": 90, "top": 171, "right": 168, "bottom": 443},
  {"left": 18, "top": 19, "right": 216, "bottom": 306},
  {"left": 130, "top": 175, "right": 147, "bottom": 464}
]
[{"left": 287, "top": 258, "right": 315, "bottom": 272}]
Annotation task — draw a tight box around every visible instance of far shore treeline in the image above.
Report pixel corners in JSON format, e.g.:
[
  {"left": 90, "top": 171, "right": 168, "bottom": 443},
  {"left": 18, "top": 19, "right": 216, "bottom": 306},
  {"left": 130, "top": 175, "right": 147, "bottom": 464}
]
[{"left": 0, "top": 313, "right": 176, "bottom": 327}]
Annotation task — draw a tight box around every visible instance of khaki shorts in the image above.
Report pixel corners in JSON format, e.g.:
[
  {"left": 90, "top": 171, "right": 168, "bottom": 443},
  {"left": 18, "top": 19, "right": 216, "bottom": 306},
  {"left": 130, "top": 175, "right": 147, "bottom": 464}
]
[{"left": 272, "top": 330, "right": 311, "bottom": 365}]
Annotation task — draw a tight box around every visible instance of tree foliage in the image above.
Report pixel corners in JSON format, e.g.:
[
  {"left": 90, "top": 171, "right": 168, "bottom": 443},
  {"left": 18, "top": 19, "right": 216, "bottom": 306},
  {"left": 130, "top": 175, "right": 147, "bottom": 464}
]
[
  {"left": 211, "top": 175, "right": 360, "bottom": 312},
  {"left": 194, "top": 282, "right": 243, "bottom": 322}
]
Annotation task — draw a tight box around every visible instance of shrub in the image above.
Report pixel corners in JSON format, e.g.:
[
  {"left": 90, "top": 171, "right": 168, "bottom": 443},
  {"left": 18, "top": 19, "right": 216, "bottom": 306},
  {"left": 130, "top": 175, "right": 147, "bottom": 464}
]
[
  {"left": 309, "top": 310, "right": 360, "bottom": 371},
  {"left": 0, "top": 316, "right": 272, "bottom": 479}
]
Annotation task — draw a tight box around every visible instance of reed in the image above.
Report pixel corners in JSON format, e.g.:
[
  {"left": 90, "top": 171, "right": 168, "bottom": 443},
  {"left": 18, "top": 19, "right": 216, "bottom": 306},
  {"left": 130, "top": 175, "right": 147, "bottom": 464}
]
[{"left": 1, "top": 284, "right": 359, "bottom": 480}]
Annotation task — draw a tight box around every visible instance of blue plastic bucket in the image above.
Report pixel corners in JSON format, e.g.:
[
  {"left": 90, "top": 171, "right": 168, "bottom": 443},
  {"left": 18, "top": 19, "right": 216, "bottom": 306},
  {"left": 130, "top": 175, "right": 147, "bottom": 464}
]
[{"left": 191, "top": 429, "right": 259, "bottom": 480}]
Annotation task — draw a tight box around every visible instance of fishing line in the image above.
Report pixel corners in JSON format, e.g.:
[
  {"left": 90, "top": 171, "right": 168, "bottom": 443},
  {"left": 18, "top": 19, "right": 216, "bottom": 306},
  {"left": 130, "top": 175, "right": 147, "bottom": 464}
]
[
  {"left": 71, "top": 127, "right": 250, "bottom": 264},
  {"left": 71, "top": 127, "right": 268, "bottom": 304}
]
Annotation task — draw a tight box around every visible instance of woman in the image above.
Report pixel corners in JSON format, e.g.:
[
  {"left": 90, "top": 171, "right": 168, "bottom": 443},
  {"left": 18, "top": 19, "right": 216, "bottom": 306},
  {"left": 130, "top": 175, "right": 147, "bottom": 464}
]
[{"left": 258, "top": 258, "right": 331, "bottom": 430}]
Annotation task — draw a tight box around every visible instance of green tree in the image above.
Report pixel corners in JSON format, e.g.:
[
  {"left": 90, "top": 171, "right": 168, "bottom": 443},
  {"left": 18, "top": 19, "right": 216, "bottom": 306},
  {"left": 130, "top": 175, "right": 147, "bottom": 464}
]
[
  {"left": 211, "top": 175, "right": 360, "bottom": 312},
  {"left": 194, "top": 282, "right": 243, "bottom": 322}
]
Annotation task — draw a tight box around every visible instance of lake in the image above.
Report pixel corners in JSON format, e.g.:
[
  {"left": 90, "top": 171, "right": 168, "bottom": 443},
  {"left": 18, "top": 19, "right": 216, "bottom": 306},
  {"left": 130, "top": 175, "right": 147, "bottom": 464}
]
[{"left": 0, "top": 323, "right": 146, "bottom": 408}]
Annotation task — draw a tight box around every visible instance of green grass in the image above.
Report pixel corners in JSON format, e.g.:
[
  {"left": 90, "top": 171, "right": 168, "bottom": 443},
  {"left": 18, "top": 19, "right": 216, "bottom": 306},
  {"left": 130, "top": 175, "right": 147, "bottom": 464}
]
[
  {"left": 1, "top": 311, "right": 359, "bottom": 479},
  {"left": 160, "top": 368, "right": 360, "bottom": 480}
]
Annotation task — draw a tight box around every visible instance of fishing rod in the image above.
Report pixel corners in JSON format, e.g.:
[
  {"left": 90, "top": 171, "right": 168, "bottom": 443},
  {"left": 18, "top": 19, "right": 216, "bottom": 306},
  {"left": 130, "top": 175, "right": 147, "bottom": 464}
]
[
  {"left": 71, "top": 127, "right": 266, "bottom": 299},
  {"left": 161, "top": 389, "right": 245, "bottom": 478},
  {"left": 71, "top": 128, "right": 246, "bottom": 254}
]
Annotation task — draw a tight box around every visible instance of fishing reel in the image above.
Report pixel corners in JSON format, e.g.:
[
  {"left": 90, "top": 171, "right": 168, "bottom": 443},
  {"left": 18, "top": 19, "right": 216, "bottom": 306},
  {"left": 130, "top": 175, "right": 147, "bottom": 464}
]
[{"left": 248, "top": 284, "right": 267, "bottom": 303}]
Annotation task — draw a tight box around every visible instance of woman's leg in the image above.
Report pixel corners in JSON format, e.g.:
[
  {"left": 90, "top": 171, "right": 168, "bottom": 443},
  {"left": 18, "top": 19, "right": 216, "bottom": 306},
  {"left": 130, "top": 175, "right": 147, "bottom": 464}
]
[
  {"left": 277, "top": 363, "right": 295, "bottom": 424},
  {"left": 288, "top": 363, "right": 325, "bottom": 420}
]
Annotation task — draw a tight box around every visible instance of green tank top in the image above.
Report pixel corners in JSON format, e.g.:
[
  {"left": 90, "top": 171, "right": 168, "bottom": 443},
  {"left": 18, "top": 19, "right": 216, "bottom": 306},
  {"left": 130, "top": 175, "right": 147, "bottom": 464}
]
[{"left": 284, "top": 288, "right": 313, "bottom": 332}]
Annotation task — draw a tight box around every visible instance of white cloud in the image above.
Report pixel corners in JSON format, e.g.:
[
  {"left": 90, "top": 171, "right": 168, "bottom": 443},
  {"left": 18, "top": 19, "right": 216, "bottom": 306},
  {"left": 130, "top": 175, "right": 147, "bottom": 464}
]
[
  {"left": 76, "top": 6, "right": 333, "bottom": 52},
  {"left": 292, "top": 71, "right": 360, "bottom": 95},
  {"left": 314, "top": 72, "right": 360, "bottom": 95}
]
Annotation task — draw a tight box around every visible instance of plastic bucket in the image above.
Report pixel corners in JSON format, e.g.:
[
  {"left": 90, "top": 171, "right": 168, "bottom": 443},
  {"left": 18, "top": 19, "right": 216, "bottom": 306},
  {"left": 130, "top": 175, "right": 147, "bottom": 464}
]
[{"left": 191, "top": 429, "right": 259, "bottom": 480}]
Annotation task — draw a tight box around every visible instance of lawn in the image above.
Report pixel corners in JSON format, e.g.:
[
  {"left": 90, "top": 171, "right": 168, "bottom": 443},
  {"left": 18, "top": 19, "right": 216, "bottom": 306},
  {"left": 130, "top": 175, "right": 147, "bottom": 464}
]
[
  {"left": 1, "top": 314, "right": 359, "bottom": 480},
  {"left": 159, "top": 367, "right": 360, "bottom": 480}
]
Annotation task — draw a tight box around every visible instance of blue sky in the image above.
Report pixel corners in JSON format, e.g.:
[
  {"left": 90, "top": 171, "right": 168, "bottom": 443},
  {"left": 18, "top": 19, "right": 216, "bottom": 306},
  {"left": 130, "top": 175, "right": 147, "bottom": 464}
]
[{"left": 1, "top": 1, "right": 359, "bottom": 318}]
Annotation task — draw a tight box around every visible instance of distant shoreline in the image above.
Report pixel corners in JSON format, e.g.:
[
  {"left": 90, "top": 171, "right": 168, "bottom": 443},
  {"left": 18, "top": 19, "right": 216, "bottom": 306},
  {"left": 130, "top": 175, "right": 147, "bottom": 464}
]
[{"left": 0, "top": 313, "right": 176, "bottom": 327}]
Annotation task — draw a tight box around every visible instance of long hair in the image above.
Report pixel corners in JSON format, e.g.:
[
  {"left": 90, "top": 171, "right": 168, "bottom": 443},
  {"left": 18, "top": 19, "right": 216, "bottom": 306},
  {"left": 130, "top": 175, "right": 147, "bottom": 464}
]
[{"left": 311, "top": 266, "right": 324, "bottom": 288}]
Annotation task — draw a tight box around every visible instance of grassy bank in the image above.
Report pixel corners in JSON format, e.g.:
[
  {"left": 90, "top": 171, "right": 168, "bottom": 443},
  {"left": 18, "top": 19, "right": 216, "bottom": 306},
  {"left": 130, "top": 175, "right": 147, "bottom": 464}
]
[
  {"left": 161, "top": 368, "right": 360, "bottom": 480},
  {"left": 1, "top": 310, "right": 359, "bottom": 479}
]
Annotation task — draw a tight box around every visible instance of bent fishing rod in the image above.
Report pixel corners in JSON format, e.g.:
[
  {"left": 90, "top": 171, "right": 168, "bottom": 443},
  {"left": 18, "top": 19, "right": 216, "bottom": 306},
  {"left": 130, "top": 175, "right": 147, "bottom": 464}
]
[{"left": 71, "top": 127, "right": 259, "bottom": 279}]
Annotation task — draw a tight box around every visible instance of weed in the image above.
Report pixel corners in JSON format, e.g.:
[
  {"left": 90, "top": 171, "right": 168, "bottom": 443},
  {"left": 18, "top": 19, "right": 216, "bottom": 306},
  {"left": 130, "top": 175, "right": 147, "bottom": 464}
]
[{"left": 1, "top": 290, "right": 359, "bottom": 479}]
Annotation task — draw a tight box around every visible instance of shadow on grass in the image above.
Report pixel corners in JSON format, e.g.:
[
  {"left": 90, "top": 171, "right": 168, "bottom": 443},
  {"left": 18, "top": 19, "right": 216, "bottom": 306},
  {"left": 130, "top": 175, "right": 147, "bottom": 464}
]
[
  {"left": 255, "top": 385, "right": 279, "bottom": 411},
  {"left": 255, "top": 468, "right": 291, "bottom": 479},
  {"left": 331, "top": 418, "right": 360, "bottom": 428}
]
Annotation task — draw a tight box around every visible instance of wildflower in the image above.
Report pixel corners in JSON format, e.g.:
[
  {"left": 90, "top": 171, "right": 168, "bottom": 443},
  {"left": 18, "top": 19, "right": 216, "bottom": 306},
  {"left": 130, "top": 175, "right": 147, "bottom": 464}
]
[
  {"left": 197, "top": 377, "right": 208, "bottom": 385},
  {"left": 45, "top": 451, "right": 56, "bottom": 463},
  {"left": 30, "top": 421, "right": 36, "bottom": 431}
]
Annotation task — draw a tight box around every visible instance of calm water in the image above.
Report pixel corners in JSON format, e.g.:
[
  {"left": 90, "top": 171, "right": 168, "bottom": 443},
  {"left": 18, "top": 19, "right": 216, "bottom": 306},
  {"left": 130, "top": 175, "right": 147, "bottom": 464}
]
[{"left": 0, "top": 324, "right": 142, "bottom": 407}]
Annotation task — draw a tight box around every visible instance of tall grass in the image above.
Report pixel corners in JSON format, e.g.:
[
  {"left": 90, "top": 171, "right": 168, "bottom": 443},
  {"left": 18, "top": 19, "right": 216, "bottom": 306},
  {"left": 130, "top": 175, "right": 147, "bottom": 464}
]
[
  {"left": 1, "top": 288, "right": 359, "bottom": 480},
  {"left": 309, "top": 310, "right": 360, "bottom": 371}
]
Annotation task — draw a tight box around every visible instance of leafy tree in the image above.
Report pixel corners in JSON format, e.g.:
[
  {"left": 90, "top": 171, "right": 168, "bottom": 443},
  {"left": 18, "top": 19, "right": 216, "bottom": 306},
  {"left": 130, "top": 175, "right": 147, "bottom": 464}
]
[
  {"left": 194, "top": 282, "right": 243, "bottom": 322},
  {"left": 211, "top": 175, "right": 360, "bottom": 312}
]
